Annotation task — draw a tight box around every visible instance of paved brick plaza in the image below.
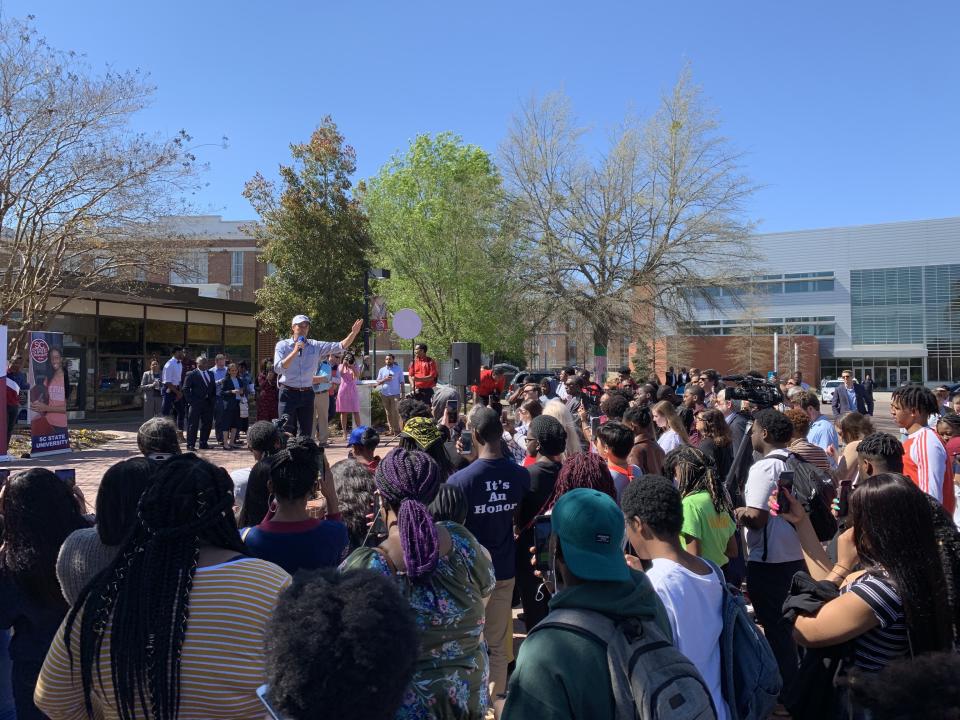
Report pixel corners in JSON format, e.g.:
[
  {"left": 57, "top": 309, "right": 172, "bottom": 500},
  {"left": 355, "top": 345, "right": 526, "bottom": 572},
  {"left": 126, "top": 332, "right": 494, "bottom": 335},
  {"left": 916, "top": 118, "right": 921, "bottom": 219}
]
[
  {"left": 3, "top": 399, "right": 897, "bottom": 501},
  {"left": 2, "top": 424, "right": 401, "bottom": 502}
]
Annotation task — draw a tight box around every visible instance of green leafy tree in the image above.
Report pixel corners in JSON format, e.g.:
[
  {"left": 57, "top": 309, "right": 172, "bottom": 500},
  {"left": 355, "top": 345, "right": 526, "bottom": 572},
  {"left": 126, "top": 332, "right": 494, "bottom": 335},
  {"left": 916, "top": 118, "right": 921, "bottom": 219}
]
[
  {"left": 243, "top": 117, "right": 371, "bottom": 342},
  {"left": 361, "top": 133, "right": 527, "bottom": 359}
]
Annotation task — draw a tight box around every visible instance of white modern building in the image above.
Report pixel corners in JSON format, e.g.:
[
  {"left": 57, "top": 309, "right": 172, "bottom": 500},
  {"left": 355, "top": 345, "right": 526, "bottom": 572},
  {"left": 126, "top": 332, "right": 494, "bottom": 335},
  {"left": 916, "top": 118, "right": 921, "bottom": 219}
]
[{"left": 691, "top": 216, "right": 960, "bottom": 389}]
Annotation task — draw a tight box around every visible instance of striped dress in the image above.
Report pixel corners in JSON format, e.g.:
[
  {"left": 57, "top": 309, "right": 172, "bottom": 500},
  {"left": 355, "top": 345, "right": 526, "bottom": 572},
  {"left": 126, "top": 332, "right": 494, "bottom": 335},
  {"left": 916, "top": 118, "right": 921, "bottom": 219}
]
[{"left": 34, "top": 557, "right": 291, "bottom": 720}]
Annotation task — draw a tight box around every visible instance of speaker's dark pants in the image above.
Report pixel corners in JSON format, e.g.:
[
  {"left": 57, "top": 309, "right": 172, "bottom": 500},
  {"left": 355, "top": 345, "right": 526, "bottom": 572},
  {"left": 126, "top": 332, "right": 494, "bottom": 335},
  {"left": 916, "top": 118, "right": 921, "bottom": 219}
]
[
  {"left": 277, "top": 387, "right": 314, "bottom": 436},
  {"left": 187, "top": 400, "right": 214, "bottom": 448}
]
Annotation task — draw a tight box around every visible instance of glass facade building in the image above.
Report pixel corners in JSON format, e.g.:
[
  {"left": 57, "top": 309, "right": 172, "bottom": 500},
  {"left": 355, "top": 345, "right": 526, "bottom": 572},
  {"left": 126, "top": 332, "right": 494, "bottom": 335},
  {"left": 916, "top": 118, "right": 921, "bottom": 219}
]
[{"left": 690, "top": 217, "right": 960, "bottom": 387}]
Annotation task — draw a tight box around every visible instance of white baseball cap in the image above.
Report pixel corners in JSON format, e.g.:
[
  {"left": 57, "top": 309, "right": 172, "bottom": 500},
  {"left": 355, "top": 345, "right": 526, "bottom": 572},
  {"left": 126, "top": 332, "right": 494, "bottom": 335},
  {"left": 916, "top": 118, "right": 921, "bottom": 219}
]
[{"left": 291, "top": 314, "right": 311, "bottom": 325}]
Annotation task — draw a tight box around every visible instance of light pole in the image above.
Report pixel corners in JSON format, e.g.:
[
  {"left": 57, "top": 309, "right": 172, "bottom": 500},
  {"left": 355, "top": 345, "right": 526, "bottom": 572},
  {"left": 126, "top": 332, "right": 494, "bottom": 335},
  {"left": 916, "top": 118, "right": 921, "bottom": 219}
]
[{"left": 364, "top": 268, "right": 391, "bottom": 365}]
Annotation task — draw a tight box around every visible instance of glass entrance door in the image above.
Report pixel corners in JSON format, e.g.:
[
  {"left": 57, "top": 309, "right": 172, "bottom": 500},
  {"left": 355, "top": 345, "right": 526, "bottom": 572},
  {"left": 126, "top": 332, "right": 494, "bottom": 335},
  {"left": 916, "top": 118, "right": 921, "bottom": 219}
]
[{"left": 887, "top": 367, "right": 909, "bottom": 387}]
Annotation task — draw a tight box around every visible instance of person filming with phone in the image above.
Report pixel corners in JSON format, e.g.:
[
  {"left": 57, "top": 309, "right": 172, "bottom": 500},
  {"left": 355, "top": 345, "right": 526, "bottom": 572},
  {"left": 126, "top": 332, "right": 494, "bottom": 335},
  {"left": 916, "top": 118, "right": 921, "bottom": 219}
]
[
  {"left": 274, "top": 314, "right": 363, "bottom": 437},
  {"left": 375, "top": 354, "right": 403, "bottom": 436},
  {"left": 733, "top": 408, "right": 805, "bottom": 692}
]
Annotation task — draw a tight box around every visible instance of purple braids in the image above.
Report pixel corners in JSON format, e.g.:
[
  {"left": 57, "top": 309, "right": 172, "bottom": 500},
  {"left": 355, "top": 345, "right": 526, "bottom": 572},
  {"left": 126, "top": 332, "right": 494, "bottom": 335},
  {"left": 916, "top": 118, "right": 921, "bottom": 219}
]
[{"left": 374, "top": 448, "right": 442, "bottom": 579}]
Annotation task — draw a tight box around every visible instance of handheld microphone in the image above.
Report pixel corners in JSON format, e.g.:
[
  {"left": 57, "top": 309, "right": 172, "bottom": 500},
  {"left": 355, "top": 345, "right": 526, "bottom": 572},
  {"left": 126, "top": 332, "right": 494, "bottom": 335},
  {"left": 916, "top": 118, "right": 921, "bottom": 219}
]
[{"left": 297, "top": 337, "right": 304, "bottom": 356}]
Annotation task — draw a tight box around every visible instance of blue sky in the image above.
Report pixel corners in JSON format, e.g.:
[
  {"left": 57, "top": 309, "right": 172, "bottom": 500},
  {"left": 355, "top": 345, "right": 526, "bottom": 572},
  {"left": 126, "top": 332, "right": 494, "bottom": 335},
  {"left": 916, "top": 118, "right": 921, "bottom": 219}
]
[{"left": 7, "top": 1, "right": 959, "bottom": 232}]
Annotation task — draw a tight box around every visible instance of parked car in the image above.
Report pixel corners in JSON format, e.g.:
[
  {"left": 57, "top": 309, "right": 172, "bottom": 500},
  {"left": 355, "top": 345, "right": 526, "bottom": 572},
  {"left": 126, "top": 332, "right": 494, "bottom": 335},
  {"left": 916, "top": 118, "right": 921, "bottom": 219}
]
[
  {"left": 510, "top": 370, "right": 556, "bottom": 393},
  {"left": 492, "top": 363, "right": 521, "bottom": 386},
  {"left": 820, "top": 379, "right": 843, "bottom": 404}
]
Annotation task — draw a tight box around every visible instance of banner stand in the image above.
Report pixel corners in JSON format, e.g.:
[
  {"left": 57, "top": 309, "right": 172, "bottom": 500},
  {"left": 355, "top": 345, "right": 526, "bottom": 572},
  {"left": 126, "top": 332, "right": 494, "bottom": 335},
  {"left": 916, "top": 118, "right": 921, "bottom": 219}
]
[
  {"left": 0, "top": 325, "right": 13, "bottom": 462},
  {"left": 28, "top": 331, "right": 73, "bottom": 457}
]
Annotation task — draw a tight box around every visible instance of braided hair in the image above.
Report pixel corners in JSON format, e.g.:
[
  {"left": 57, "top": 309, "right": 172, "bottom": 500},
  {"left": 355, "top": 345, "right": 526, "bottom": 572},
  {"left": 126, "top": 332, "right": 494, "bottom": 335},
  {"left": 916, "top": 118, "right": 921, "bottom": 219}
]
[
  {"left": 535, "top": 452, "right": 616, "bottom": 519},
  {"left": 374, "top": 449, "right": 441, "bottom": 579},
  {"left": 65, "top": 454, "right": 244, "bottom": 720},
  {"left": 891, "top": 384, "right": 939, "bottom": 418},
  {"left": 925, "top": 494, "right": 960, "bottom": 646},
  {"left": 269, "top": 436, "right": 321, "bottom": 501},
  {"left": 662, "top": 445, "right": 733, "bottom": 514}
]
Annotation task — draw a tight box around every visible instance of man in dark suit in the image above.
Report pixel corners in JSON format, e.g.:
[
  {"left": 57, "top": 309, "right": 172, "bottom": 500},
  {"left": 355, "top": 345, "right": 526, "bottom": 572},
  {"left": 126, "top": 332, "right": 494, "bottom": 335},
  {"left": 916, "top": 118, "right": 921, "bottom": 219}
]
[
  {"left": 183, "top": 355, "right": 216, "bottom": 450},
  {"left": 665, "top": 365, "right": 677, "bottom": 388},
  {"left": 832, "top": 369, "right": 868, "bottom": 416},
  {"left": 862, "top": 373, "right": 875, "bottom": 416}
]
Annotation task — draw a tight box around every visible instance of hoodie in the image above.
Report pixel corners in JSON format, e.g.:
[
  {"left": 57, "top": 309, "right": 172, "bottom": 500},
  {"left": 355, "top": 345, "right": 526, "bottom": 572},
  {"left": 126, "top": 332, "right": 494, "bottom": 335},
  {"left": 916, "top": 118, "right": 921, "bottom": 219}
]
[{"left": 502, "top": 569, "right": 672, "bottom": 720}]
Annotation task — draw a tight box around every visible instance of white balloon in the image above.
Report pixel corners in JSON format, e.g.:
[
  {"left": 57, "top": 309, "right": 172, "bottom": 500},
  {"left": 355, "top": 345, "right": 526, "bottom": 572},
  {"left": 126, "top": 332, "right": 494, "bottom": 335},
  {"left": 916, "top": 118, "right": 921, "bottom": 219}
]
[{"left": 393, "top": 309, "right": 423, "bottom": 340}]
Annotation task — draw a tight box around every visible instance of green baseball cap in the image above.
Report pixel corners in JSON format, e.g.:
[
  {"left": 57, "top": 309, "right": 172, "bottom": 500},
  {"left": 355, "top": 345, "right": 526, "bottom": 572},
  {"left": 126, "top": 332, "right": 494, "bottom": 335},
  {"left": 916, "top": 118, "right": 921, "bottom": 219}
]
[{"left": 552, "top": 488, "right": 629, "bottom": 582}]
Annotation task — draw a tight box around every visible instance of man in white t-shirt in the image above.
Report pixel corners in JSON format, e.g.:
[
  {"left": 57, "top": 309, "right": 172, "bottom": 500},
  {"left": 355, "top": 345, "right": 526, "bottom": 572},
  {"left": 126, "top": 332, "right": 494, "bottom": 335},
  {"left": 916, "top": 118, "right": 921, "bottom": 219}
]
[
  {"left": 623, "top": 475, "right": 728, "bottom": 720},
  {"left": 734, "top": 408, "right": 804, "bottom": 692}
]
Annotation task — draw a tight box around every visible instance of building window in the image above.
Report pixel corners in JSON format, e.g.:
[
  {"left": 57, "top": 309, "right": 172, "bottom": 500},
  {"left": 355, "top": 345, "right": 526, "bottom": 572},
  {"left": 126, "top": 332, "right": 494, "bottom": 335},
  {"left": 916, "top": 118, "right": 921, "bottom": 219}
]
[
  {"left": 93, "top": 256, "right": 117, "bottom": 278},
  {"left": 851, "top": 266, "right": 925, "bottom": 344},
  {"left": 695, "top": 316, "right": 835, "bottom": 338},
  {"left": 170, "top": 251, "right": 208, "bottom": 284},
  {"left": 266, "top": 262, "right": 277, "bottom": 277},
  {"left": 231, "top": 251, "right": 244, "bottom": 286}
]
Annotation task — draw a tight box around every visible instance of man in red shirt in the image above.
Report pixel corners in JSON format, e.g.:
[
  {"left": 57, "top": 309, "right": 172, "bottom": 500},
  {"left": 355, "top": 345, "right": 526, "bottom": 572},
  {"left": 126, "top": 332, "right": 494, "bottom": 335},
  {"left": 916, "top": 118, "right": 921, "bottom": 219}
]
[
  {"left": 470, "top": 366, "right": 506, "bottom": 407},
  {"left": 408, "top": 343, "right": 438, "bottom": 404}
]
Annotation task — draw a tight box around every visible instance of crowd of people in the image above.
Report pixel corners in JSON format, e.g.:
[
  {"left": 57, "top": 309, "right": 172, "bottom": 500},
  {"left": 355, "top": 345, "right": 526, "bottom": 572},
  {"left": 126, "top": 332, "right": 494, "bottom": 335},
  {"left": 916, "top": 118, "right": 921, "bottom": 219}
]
[{"left": 1, "top": 317, "right": 960, "bottom": 720}]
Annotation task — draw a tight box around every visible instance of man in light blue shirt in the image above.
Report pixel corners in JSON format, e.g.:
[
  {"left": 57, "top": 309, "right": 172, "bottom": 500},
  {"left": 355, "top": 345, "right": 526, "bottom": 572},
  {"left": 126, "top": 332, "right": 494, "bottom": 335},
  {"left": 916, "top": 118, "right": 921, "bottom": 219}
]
[
  {"left": 274, "top": 314, "right": 363, "bottom": 436},
  {"left": 312, "top": 356, "right": 333, "bottom": 445},
  {"left": 375, "top": 353, "right": 404, "bottom": 435},
  {"left": 799, "top": 390, "right": 839, "bottom": 463},
  {"left": 212, "top": 353, "right": 228, "bottom": 444}
]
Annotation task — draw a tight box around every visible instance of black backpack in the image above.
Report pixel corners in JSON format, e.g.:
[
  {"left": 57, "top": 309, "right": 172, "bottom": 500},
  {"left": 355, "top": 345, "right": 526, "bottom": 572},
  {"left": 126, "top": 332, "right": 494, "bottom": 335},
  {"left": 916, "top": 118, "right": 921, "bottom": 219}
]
[{"left": 770, "top": 451, "right": 837, "bottom": 541}]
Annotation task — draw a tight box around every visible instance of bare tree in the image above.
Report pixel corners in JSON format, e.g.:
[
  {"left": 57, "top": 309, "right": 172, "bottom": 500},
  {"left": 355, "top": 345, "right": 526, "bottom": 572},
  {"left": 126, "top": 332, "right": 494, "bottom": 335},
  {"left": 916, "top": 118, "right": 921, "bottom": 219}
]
[
  {"left": 0, "top": 17, "right": 205, "bottom": 352},
  {"left": 501, "top": 67, "right": 756, "bottom": 372}
]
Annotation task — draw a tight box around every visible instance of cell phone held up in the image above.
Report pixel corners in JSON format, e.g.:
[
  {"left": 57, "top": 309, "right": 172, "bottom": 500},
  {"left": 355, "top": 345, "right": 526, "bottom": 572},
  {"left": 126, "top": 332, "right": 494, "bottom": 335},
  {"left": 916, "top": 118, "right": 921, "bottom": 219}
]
[
  {"left": 837, "top": 480, "right": 853, "bottom": 518},
  {"left": 533, "top": 515, "right": 553, "bottom": 572},
  {"left": 776, "top": 471, "right": 794, "bottom": 514},
  {"left": 55, "top": 468, "right": 76, "bottom": 487},
  {"left": 590, "top": 416, "right": 601, "bottom": 440},
  {"left": 460, "top": 432, "right": 473, "bottom": 455},
  {"left": 446, "top": 398, "right": 459, "bottom": 425}
]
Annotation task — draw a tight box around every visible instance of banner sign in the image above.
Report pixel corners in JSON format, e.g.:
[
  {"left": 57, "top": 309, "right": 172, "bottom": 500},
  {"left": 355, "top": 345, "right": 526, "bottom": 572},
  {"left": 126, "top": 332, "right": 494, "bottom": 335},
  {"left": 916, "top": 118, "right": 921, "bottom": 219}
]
[
  {"left": 593, "top": 344, "right": 608, "bottom": 381},
  {"left": 0, "top": 325, "right": 9, "bottom": 458},
  {"left": 371, "top": 295, "right": 389, "bottom": 332},
  {"left": 28, "top": 331, "right": 71, "bottom": 455}
]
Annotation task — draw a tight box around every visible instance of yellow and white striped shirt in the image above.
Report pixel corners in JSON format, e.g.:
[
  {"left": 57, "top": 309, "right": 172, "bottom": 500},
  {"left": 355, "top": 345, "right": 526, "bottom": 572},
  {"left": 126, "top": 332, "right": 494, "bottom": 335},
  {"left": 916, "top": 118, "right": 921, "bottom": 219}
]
[{"left": 35, "top": 557, "right": 291, "bottom": 720}]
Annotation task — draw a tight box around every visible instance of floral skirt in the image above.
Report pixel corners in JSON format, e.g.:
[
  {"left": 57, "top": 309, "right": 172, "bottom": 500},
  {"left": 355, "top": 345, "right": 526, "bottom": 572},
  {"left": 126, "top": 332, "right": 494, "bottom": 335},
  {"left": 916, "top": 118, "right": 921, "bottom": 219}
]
[{"left": 394, "top": 649, "right": 489, "bottom": 720}]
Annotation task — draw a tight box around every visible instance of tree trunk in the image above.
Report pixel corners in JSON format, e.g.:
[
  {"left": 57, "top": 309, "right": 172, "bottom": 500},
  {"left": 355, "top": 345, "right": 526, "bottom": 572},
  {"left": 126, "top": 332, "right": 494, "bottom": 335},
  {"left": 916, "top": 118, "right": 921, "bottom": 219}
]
[{"left": 592, "top": 322, "right": 609, "bottom": 382}]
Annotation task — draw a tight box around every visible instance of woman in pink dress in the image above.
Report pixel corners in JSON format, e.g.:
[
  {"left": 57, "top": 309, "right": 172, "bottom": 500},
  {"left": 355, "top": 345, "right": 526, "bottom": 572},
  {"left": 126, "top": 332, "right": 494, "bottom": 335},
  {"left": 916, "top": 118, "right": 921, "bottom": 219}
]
[{"left": 336, "top": 351, "right": 363, "bottom": 437}]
